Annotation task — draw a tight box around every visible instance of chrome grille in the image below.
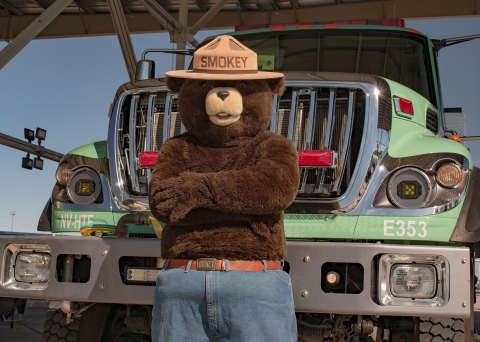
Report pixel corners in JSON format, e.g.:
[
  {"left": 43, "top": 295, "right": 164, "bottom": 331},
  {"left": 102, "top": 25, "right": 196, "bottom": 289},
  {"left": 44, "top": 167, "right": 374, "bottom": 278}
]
[
  {"left": 119, "top": 86, "right": 366, "bottom": 197},
  {"left": 271, "top": 87, "right": 365, "bottom": 197}
]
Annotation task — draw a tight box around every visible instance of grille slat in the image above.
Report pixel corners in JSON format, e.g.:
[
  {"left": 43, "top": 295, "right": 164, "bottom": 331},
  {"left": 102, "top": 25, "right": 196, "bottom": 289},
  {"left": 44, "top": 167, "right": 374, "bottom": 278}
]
[
  {"left": 317, "top": 89, "right": 337, "bottom": 193},
  {"left": 128, "top": 95, "right": 140, "bottom": 193},
  {"left": 333, "top": 90, "right": 355, "bottom": 192},
  {"left": 287, "top": 91, "right": 299, "bottom": 141}
]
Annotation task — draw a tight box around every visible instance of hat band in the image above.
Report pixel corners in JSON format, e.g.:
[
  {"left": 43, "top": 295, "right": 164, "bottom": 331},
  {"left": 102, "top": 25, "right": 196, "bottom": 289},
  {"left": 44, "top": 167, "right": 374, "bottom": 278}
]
[{"left": 192, "top": 68, "right": 259, "bottom": 75}]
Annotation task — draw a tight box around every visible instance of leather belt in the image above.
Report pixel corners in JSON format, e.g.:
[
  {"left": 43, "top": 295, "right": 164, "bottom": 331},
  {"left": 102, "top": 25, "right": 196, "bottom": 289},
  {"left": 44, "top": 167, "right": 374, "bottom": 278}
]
[{"left": 167, "top": 258, "right": 282, "bottom": 272}]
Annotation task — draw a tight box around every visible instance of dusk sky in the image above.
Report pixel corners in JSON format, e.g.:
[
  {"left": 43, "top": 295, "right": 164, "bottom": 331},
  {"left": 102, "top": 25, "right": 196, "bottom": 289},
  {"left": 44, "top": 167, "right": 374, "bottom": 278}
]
[{"left": 1, "top": 17, "right": 479, "bottom": 233}]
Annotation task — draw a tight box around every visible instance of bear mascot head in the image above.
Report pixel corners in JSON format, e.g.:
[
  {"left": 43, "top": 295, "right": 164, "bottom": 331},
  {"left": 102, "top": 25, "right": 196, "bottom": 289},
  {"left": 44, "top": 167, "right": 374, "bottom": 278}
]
[{"left": 149, "top": 35, "right": 299, "bottom": 260}]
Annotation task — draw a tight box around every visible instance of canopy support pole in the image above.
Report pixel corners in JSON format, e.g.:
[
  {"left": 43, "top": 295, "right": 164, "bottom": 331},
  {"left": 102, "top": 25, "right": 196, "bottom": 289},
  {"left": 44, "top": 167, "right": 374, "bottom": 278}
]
[{"left": 107, "top": 0, "right": 136, "bottom": 81}]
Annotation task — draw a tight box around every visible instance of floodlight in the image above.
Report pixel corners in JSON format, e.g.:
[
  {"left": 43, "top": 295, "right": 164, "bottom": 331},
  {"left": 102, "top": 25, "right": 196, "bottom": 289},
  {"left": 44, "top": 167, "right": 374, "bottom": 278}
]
[
  {"left": 35, "top": 128, "right": 47, "bottom": 141},
  {"left": 33, "top": 157, "right": 44, "bottom": 170},
  {"left": 22, "top": 155, "right": 33, "bottom": 170},
  {"left": 24, "top": 128, "right": 34, "bottom": 142}
]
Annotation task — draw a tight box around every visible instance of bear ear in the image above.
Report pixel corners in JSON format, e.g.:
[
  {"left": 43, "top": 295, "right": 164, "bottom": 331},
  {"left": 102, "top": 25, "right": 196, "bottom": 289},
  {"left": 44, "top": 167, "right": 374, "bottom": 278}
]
[
  {"left": 166, "top": 77, "right": 185, "bottom": 94},
  {"left": 266, "top": 77, "right": 285, "bottom": 95}
]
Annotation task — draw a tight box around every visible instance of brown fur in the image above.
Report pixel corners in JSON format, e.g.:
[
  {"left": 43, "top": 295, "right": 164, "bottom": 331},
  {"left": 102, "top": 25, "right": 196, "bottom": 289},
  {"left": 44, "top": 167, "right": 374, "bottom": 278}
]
[{"left": 149, "top": 77, "right": 299, "bottom": 260}]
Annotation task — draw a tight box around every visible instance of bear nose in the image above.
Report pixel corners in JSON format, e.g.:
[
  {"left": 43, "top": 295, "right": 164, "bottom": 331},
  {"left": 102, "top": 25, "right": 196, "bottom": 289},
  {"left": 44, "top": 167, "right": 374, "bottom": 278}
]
[{"left": 217, "top": 91, "right": 229, "bottom": 101}]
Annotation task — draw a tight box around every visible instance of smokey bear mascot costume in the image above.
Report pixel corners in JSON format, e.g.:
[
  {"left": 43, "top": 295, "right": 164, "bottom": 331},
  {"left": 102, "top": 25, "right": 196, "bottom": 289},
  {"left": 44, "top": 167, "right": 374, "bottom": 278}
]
[{"left": 149, "top": 35, "right": 299, "bottom": 342}]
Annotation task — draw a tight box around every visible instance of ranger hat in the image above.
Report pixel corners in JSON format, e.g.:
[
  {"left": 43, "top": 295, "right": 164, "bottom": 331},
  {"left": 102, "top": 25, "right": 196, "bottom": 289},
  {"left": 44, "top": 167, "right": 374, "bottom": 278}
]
[{"left": 166, "top": 35, "right": 284, "bottom": 80}]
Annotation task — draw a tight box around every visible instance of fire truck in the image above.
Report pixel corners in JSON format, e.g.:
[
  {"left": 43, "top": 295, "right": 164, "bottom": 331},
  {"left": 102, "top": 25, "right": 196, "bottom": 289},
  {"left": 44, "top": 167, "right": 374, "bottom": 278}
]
[{"left": 1, "top": 19, "right": 480, "bottom": 342}]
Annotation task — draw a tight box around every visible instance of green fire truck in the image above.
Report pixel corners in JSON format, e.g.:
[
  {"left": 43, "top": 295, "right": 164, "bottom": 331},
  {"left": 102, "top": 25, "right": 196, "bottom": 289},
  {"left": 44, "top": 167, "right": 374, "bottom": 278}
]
[{"left": 1, "top": 19, "right": 480, "bottom": 342}]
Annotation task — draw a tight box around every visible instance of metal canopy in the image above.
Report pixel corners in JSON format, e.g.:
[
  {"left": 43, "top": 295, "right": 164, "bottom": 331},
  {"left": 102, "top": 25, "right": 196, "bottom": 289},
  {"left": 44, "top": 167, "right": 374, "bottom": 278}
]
[
  {"left": 1, "top": 0, "right": 480, "bottom": 42},
  {"left": 1, "top": 0, "right": 479, "bottom": 73}
]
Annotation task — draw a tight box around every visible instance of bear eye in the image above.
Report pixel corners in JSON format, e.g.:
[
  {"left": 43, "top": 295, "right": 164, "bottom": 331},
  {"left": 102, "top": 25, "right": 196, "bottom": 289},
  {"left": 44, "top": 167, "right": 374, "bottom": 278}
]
[
  {"left": 201, "top": 81, "right": 213, "bottom": 90},
  {"left": 236, "top": 81, "right": 247, "bottom": 89}
]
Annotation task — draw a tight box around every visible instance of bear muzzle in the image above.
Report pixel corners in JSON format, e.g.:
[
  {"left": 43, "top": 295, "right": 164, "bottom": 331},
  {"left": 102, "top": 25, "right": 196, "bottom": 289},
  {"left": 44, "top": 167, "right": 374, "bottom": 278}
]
[{"left": 205, "top": 87, "right": 243, "bottom": 126}]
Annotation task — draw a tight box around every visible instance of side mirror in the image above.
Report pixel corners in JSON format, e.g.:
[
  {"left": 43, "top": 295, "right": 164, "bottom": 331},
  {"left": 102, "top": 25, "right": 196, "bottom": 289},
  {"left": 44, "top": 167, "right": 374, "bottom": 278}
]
[{"left": 134, "top": 60, "right": 155, "bottom": 81}]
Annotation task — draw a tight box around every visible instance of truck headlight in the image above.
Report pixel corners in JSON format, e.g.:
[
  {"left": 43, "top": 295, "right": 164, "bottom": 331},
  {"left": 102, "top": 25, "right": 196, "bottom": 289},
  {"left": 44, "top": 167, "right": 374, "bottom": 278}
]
[
  {"left": 2, "top": 244, "right": 51, "bottom": 290},
  {"left": 387, "top": 167, "right": 432, "bottom": 208},
  {"left": 15, "top": 253, "right": 50, "bottom": 283},
  {"left": 378, "top": 254, "right": 448, "bottom": 307},
  {"left": 66, "top": 167, "right": 102, "bottom": 204},
  {"left": 390, "top": 264, "right": 436, "bottom": 298}
]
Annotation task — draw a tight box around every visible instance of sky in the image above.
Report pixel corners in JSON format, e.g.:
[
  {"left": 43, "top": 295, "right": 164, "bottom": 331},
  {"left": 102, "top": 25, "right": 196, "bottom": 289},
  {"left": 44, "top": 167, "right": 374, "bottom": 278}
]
[{"left": 1, "top": 16, "right": 480, "bottom": 233}]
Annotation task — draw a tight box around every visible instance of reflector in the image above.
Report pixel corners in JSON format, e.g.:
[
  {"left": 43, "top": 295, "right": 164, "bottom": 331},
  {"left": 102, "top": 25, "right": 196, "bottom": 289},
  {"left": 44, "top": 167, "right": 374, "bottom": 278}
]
[
  {"left": 298, "top": 150, "right": 335, "bottom": 167},
  {"left": 139, "top": 152, "right": 159, "bottom": 167},
  {"left": 394, "top": 97, "right": 414, "bottom": 116}
]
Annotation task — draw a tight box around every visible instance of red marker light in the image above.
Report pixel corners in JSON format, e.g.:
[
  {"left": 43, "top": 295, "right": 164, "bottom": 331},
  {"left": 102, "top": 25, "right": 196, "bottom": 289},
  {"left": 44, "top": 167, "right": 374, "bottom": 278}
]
[
  {"left": 298, "top": 150, "right": 336, "bottom": 167},
  {"left": 139, "top": 152, "right": 158, "bottom": 167},
  {"left": 394, "top": 97, "right": 414, "bottom": 116}
]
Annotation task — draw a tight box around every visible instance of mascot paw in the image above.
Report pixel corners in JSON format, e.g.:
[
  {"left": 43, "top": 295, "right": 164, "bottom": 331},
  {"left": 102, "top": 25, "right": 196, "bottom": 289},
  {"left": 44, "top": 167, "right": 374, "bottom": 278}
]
[{"left": 152, "top": 173, "right": 209, "bottom": 223}]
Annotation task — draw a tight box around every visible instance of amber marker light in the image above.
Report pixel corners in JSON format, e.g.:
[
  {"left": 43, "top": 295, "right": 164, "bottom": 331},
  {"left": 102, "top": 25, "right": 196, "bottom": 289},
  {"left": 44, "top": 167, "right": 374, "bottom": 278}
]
[
  {"left": 449, "top": 134, "right": 462, "bottom": 143},
  {"left": 436, "top": 163, "right": 462, "bottom": 188},
  {"left": 270, "top": 25, "right": 287, "bottom": 31},
  {"left": 405, "top": 28, "right": 421, "bottom": 34},
  {"left": 298, "top": 150, "right": 336, "bottom": 167},
  {"left": 322, "top": 24, "right": 339, "bottom": 29},
  {"left": 296, "top": 25, "right": 313, "bottom": 30},
  {"left": 139, "top": 152, "right": 159, "bottom": 167}
]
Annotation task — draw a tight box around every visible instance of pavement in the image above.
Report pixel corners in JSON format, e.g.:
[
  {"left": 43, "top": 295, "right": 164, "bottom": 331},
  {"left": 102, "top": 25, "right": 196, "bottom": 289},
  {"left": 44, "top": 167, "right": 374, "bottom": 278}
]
[
  {"left": 1, "top": 299, "right": 480, "bottom": 341},
  {"left": 0, "top": 300, "right": 48, "bottom": 341}
]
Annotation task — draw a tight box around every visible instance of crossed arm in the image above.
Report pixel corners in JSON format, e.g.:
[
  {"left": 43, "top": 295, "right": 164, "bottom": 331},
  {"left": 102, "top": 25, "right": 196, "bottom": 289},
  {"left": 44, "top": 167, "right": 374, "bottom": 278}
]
[{"left": 149, "top": 135, "right": 299, "bottom": 225}]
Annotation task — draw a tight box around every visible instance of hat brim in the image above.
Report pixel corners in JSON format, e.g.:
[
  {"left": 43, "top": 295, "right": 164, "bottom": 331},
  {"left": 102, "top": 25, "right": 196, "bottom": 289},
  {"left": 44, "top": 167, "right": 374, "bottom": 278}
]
[{"left": 165, "top": 70, "right": 284, "bottom": 80}]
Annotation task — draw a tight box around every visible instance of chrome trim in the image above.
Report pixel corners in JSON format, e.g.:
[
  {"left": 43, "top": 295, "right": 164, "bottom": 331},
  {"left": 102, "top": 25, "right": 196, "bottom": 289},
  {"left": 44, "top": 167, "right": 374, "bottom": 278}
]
[
  {"left": 358, "top": 154, "right": 470, "bottom": 216},
  {"left": 163, "top": 94, "right": 173, "bottom": 144},
  {"left": 324, "top": 89, "right": 336, "bottom": 149},
  {"left": 128, "top": 95, "right": 140, "bottom": 193},
  {"left": 108, "top": 80, "right": 379, "bottom": 212},
  {"left": 287, "top": 90, "right": 298, "bottom": 141},
  {"left": 304, "top": 89, "right": 317, "bottom": 150},
  {"left": 333, "top": 90, "right": 355, "bottom": 192},
  {"left": 0, "top": 237, "right": 470, "bottom": 318},
  {"left": 145, "top": 94, "right": 156, "bottom": 184},
  {"left": 145, "top": 94, "right": 156, "bottom": 152},
  {"left": 288, "top": 80, "right": 379, "bottom": 214},
  {"left": 55, "top": 174, "right": 114, "bottom": 212},
  {"left": 134, "top": 59, "right": 155, "bottom": 81},
  {"left": 270, "top": 94, "right": 280, "bottom": 132},
  {"left": 378, "top": 254, "right": 449, "bottom": 308},
  {"left": 2, "top": 244, "right": 52, "bottom": 291}
]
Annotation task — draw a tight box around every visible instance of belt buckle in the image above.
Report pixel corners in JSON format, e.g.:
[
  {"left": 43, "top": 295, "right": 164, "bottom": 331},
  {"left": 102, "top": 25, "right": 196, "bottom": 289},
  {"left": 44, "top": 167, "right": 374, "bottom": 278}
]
[{"left": 196, "top": 258, "right": 216, "bottom": 271}]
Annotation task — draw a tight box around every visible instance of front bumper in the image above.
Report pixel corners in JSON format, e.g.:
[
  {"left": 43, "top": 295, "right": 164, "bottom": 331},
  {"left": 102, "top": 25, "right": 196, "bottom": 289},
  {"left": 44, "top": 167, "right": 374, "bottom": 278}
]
[{"left": 0, "top": 236, "right": 471, "bottom": 318}]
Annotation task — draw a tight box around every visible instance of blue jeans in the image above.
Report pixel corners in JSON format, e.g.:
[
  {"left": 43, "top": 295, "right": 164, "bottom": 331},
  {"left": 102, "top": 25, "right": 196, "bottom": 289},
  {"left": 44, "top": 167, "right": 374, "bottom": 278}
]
[{"left": 152, "top": 262, "right": 297, "bottom": 342}]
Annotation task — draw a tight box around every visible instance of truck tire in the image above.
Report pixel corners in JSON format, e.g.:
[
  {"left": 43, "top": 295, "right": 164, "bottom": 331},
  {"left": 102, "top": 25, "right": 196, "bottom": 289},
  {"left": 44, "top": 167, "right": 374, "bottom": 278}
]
[
  {"left": 418, "top": 317, "right": 467, "bottom": 342},
  {"left": 42, "top": 308, "right": 83, "bottom": 342},
  {"left": 42, "top": 304, "right": 113, "bottom": 342},
  {"left": 42, "top": 303, "right": 151, "bottom": 342}
]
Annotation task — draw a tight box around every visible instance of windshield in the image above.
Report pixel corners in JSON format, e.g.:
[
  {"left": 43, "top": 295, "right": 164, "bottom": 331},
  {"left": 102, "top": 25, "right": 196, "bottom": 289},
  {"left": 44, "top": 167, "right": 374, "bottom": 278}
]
[{"left": 232, "top": 30, "right": 434, "bottom": 104}]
